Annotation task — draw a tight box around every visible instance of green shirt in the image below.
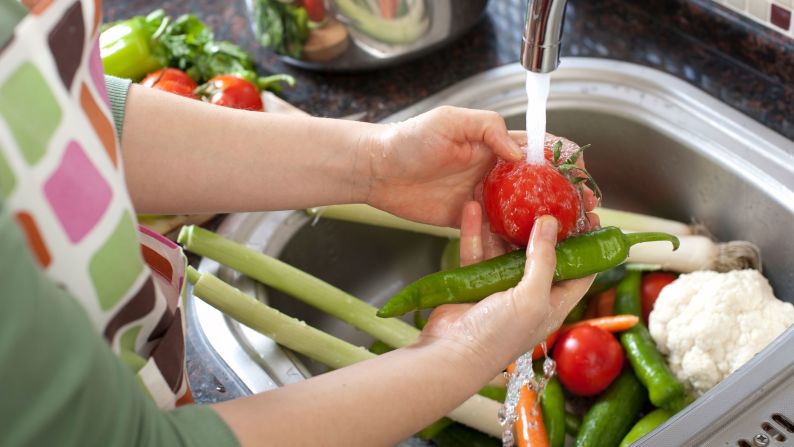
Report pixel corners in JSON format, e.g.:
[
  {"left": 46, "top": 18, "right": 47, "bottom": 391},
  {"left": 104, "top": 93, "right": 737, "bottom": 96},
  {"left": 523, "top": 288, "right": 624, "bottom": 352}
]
[{"left": 0, "top": 204, "right": 239, "bottom": 446}]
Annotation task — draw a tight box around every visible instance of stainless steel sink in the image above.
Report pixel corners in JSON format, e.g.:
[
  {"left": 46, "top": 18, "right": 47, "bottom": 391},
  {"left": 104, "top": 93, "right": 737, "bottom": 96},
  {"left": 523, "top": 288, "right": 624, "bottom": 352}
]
[{"left": 190, "top": 58, "right": 794, "bottom": 446}]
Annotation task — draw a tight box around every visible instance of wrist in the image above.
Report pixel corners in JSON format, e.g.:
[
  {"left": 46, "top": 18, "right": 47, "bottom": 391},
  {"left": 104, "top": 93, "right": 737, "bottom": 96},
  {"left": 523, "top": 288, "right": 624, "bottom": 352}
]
[{"left": 354, "top": 122, "right": 393, "bottom": 206}]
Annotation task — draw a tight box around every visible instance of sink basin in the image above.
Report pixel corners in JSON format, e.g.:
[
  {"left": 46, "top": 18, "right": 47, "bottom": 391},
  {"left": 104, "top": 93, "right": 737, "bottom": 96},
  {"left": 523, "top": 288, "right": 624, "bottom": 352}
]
[{"left": 191, "top": 58, "right": 794, "bottom": 446}]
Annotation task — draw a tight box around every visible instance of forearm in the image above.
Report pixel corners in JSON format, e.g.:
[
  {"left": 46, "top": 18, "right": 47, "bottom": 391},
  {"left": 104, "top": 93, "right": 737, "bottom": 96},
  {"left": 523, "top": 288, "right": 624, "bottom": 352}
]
[
  {"left": 212, "top": 339, "right": 496, "bottom": 447},
  {"left": 120, "top": 84, "right": 378, "bottom": 214}
]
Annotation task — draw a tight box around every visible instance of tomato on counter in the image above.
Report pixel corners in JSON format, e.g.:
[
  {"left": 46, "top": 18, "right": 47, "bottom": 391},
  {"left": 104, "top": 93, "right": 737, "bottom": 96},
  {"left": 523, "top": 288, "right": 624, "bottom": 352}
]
[
  {"left": 141, "top": 68, "right": 199, "bottom": 99},
  {"left": 200, "top": 75, "right": 264, "bottom": 111}
]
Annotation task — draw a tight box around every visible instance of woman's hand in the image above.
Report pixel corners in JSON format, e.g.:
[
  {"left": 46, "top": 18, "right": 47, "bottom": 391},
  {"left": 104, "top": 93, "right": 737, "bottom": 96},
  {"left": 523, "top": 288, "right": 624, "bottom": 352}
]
[
  {"left": 364, "top": 106, "right": 524, "bottom": 227},
  {"left": 418, "top": 211, "right": 595, "bottom": 374}
]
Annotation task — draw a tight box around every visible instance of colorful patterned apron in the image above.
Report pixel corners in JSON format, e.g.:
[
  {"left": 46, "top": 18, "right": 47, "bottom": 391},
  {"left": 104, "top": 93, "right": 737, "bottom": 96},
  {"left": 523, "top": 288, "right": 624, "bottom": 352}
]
[{"left": 0, "top": 0, "right": 191, "bottom": 408}]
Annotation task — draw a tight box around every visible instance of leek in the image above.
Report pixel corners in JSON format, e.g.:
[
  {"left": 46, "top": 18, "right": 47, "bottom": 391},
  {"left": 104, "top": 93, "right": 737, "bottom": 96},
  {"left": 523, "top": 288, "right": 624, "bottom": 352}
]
[
  {"left": 188, "top": 267, "right": 503, "bottom": 437},
  {"left": 306, "top": 204, "right": 460, "bottom": 239},
  {"left": 627, "top": 234, "right": 761, "bottom": 273},
  {"left": 179, "top": 225, "right": 420, "bottom": 348},
  {"left": 179, "top": 225, "right": 507, "bottom": 388}
]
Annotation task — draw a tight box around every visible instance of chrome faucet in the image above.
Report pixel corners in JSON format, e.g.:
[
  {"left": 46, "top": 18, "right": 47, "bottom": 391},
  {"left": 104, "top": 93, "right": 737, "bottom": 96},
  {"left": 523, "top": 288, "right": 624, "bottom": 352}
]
[{"left": 520, "top": 0, "right": 568, "bottom": 73}]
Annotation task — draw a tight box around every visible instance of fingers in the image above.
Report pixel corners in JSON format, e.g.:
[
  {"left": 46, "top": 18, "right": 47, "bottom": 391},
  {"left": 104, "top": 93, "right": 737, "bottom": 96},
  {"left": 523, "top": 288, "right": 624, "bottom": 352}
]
[
  {"left": 547, "top": 275, "right": 595, "bottom": 322},
  {"left": 464, "top": 109, "right": 523, "bottom": 161},
  {"left": 522, "top": 216, "right": 559, "bottom": 283},
  {"left": 459, "top": 202, "right": 484, "bottom": 267},
  {"left": 482, "top": 222, "right": 508, "bottom": 259},
  {"left": 586, "top": 211, "right": 600, "bottom": 230}
]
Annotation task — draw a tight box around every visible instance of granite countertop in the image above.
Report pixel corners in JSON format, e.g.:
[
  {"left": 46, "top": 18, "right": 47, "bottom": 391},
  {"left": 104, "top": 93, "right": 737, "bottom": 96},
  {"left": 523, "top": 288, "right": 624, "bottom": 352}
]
[{"left": 103, "top": 0, "right": 793, "bottom": 403}]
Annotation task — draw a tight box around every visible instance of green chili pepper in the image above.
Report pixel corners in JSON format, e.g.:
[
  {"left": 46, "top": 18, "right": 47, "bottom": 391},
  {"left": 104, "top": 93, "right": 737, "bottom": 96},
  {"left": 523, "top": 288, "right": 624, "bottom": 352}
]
[
  {"left": 565, "top": 411, "right": 582, "bottom": 436},
  {"left": 541, "top": 376, "right": 567, "bottom": 447},
  {"left": 614, "top": 272, "right": 686, "bottom": 408},
  {"left": 618, "top": 408, "right": 674, "bottom": 447},
  {"left": 376, "top": 227, "right": 679, "bottom": 318}
]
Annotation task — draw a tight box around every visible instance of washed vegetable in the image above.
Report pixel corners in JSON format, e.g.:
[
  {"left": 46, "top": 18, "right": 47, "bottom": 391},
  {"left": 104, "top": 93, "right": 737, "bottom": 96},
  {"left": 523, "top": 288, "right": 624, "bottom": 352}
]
[
  {"left": 483, "top": 141, "right": 599, "bottom": 245},
  {"left": 506, "top": 363, "right": 549, "bottom": 447},
  {"left": 306, "top": 204, "right": 459, "bottom": 239},
  {"left": 618, "top": 408, "right": 674, "bottom": 447},
  {"left": 553, "top": 325, "right": 624, "bottom": 396},
  {"left": 531, "top": 330, "right": 560, "bottom": 361},
  {"left": 179, "top": 225, "right": 420, "bottom": 349},
  {"left": 640, "top": 272, "right": 677, "bottom": 324},
  {"left": 198, "top": 75, "right": 264, "bottom": 111},
  {"left": 141, "top": 68, "right": 198, "bottom": 99},
  {"left": 303, "top": 0, "right": 326, "bottom": 22},
  {"left": 539, "top": 376, "right": 566, "bottom": 447},
  {"left": 515, "top": 383, "right": 549, "bottom": 447},
  {"left": 376, "top": 227, "right": 679, "bottom": 318},
  {"left": 575, "top": 369, "right": 646, "bottom": 447},
  {"left": 431, "top": 423, "right": 501, "bottom": 447},
  {"left": 440, "top": 238, "right": 461, "bottom": 271},
  {"left": 649, "top": 269, "right": 794, "bottom": 395},
  {"left": 560, "top": 314, "right": 639, "bottom": 334},
  {"left": 565, "top": 411, "right": 582, "bottom": 436},
  {"left": 626, "top": 234, "right": 760, "bottom": 273},
  {"left": 565, "top": 266, "right": 627, "bottom": 323},
  {"left": 101, "top": 9, "right": 295, "bottom": 93},
  {"left": 614, "top": 271, "right": 685, "bottom": 407},
  {"left": 187, "top": 266, "right": 504, "bottom": 437},
  {"left": 583, "top": 288, "right": 616, "bottom": 319},
  {"left": 252, "top": 0, "right": 310, "bottom": 58},
  {"left": 593, "top": 207, "right": 697, "bottom": 236}
]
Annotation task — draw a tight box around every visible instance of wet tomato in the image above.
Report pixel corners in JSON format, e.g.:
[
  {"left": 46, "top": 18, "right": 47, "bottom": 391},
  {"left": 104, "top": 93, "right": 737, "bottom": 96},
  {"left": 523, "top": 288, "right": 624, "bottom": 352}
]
[
  {"left": 201, "top": 75, "right": 264, "bottom": 111},
  {"left": 552, "top": 325, "right": 624, "bottom": 396},
  {"left": 141, "top": 68, "right": 198, "bottom": 99},
  {"left": 483, "top": 154, "right": 583, "bottom": 245}
]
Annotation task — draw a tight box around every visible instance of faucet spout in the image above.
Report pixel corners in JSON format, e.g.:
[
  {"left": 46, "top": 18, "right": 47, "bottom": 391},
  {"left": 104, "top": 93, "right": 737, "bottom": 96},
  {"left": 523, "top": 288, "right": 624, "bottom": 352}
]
[{"left": 520, "top": 0, "right": 568, "bottom": 73}]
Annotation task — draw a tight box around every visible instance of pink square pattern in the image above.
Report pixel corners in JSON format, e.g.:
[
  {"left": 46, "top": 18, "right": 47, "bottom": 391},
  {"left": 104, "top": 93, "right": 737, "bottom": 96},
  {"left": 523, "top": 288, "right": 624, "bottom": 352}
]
[
  {"left": 88, "top": 40, "right": 109, "bottom": 106},
  {"left": 44, "top": 141, "right": 112, "bottom": 243}
]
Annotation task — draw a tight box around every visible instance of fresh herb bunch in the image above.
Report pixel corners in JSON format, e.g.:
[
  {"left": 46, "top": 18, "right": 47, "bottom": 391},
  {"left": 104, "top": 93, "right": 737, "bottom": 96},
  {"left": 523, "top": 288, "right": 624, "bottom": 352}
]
[
  {"left": 101, "top": 9, "right": 295, "bottom": 93},
  {"left": 253, "top": 0, "right": 310, "bottom": 59}
]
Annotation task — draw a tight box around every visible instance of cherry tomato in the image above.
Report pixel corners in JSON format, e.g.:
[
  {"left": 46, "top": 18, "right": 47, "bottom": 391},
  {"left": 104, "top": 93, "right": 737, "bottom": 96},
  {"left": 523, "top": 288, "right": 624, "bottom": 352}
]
[
  {"left": 303, "top": 0, "right": 326, "bottom": 21},
  {"left": 141, "top": 68, "right": 198, "bottom": 99},
  {"left": 483, "top": 154, "right": 583, "bottom": 245},
  {"left": 202, "top": 75, "right": 264, "bottom": 111},
  {"left": 552, "top": 325, "right": 624, "bottom": 396},
  {"left": 641, "top": 272, "right": 677, "bottom": 324}
]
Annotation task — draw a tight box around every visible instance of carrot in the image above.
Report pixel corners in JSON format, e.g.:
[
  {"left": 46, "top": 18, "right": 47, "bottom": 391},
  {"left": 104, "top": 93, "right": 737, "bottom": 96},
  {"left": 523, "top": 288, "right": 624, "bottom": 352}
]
[
  {"left": 584, "top": 288, "right": 616, "bottom": 318},
  {"left": 560, "top": 314, "right": 639, "bottom": 334},
  {"left": 531, "top": 329, "right": 560, "bottom": 361},
  {"left": 507, "top": 363, "right": 550, "bottom": 447}
]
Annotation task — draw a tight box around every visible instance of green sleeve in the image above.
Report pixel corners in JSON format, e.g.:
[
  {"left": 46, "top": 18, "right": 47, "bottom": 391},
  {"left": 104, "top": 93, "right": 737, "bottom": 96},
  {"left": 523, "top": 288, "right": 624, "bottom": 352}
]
[
  {"left": 105, "top": 75, "right": 132, "bottom": 136},
  {"left": 0, "top": 204, "right": 240, "bottom": 447}
]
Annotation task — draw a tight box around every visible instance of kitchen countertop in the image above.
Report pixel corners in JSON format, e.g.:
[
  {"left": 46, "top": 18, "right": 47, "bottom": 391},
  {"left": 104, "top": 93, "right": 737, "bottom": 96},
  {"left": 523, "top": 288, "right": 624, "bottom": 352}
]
[{"left": 103, "top": 0, "right": 794, "bottom": 403}]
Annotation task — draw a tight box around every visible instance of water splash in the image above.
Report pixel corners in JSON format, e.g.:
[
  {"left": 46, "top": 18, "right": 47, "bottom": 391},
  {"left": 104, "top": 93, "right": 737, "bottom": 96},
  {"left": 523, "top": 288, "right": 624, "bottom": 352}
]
[
  {"left": 525, "top": 71, "right": 551, "bottom": 165},
  {"left": 500, "top": 340, "right": 558, "bottom": 445}
]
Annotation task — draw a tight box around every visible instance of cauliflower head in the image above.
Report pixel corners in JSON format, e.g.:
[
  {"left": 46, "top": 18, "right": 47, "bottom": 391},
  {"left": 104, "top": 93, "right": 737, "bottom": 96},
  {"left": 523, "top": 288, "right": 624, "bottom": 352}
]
[{"left": 649, "top": 269, "right": 794, "bottom": 395}]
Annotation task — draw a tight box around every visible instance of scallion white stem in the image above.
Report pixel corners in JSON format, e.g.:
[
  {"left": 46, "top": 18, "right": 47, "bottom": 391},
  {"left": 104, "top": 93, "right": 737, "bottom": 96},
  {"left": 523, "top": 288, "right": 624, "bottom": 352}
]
[
  {"left": 626, "top": 234, "right": 761, "bottom": 272},
  {"left": 595, "top": 207, "right": 696, "bottom": 235},
  {"left": 188, "top": 267, "right": 503, "bottom": 437}
]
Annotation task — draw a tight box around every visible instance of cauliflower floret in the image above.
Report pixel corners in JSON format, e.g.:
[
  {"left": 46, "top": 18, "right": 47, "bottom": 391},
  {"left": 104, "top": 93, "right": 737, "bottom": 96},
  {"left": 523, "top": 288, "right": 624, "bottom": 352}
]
[{"left": 649, "top": 269, "right": 794, "bottom": 395}]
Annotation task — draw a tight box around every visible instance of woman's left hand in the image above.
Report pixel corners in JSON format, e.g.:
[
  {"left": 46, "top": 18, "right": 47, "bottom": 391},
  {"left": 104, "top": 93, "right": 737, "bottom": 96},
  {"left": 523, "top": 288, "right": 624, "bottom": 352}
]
[{"left": 364, "top": 106, "right": 524, "bottom": 227}]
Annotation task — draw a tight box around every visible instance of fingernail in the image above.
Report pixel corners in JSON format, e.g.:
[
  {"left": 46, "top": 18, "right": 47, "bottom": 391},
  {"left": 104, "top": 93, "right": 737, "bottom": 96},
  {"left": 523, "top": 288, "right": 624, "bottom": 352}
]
[
  {"left": 535, "top": 216, "right": 558, "bottom": 243},
  {"left": 509, "top": 140, "right": 524, "bottom": 160}
]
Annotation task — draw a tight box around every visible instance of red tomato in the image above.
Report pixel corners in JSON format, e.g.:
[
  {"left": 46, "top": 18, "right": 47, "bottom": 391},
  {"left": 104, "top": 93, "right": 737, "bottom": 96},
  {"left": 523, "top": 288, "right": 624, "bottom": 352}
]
[
  {"left": 202, "top": 75, "right": 264, "bottom": 111},
  {"left": 483, "top": 154, "right": 583, "bottom": 245},
  {"left": 641, "top": 272, "right": 677, "bottom": 324},
  {"left": 303, "top": 0, "right": 326, "bottom": 21},
  {"left": 552, "top": 325, "right": 624, "bottom": 396},
  {"left": 141, "top": 68, "right": 198, "bottom": 99}
]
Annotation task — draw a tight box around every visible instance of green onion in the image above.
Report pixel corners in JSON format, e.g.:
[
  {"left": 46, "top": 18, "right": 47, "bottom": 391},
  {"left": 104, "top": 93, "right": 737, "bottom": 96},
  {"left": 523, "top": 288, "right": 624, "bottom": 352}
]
[
  {"left": 178, "top": 225, "right": 420, "bottom": 348},
  {"left": 306, "top": 205, "right": 459, "bottom": 239},
  {"left": 188, "top": 267, "right": 503, "bottom": 437}
]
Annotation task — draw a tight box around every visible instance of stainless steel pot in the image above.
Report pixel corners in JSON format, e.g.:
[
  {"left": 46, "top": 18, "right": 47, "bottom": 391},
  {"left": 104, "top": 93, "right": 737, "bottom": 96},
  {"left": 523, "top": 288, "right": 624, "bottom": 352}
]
[{"left": 253, "top": 0, "right": 490, "bottom": 71}]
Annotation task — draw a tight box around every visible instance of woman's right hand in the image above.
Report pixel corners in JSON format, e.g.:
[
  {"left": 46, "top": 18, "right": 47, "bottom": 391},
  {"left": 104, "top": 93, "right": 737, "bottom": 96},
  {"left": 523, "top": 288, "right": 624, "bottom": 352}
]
[{"left": 418, "top": 204, "right": 594, "bottom": 375}]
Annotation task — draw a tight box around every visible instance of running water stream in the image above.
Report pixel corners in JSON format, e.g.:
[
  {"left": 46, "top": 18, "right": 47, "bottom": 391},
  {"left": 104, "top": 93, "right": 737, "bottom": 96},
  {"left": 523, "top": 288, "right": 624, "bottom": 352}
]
[
  {"left": 524, "top": 71, "right": 551, "bottom": 164},
  {"left": 498, "top": 70, "right": 556, "bottom": 446}
]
